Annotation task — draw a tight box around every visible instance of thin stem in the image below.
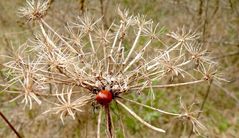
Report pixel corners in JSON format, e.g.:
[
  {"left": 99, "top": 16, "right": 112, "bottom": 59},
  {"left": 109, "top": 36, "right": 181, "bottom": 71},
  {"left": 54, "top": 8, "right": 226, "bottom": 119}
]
[
  {"left": 131, "top": 79, "right": 205, "bottom": 90},
  {"left": 212, "top": 51, "right": 239, "bottom": 59},
  {"left": 40, "top": 19, "right": 78, "bottom": 53},
  {"left": 146, "top": 42, "right": 182, "bottom": 70},
  {"left": 116, "top": 100, "right": 165, "bottom": 133},
  {"left": 214, "top": 83, "right": 239, "bottom": 103},
  {"left": 80, "top": 0, "right": 85, "bottom": 14},
  {"left": 97, "top": 108, "right": 102, "bottom": 138},
  {"left": 188, "top": 80, "right": 212, "bottom": 138},
  {"left": 99, "top": 0, "right": 108, "bottom": 27},
  {"left": 121, "top": 97, "right": 180, "bottom": 116},
  {"left": 0, "top": 111, "right": 22, "bottom": 138},
  {"left": 89, "top": 33, "right": 96, "bottom": 53},
  {"left": 199, "top": 82, "right": 212, "bottom": 116},
  {"left": 202, "top": 0, "right": 209, "bottom": 41},
  {"left": 123, "top": 40, "right": 152, "bottom": 72},
  {"left": 105, "top": 105, "right": 112, "bottom": 138},
  {"left": 123, "top": 28, "right": 142, "bottom": 64},
  {"left": 110, "top": 24, "right": 122, "bottom": 56},
  {"left": 39, "top": 22, "right": 57, "bottom": 49}
]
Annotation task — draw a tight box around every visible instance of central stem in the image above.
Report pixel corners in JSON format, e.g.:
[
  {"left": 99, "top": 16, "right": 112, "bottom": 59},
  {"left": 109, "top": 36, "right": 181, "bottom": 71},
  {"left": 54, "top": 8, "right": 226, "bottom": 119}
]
[{"left": 105, "top": 104, "right": 112, "bottom": 138}]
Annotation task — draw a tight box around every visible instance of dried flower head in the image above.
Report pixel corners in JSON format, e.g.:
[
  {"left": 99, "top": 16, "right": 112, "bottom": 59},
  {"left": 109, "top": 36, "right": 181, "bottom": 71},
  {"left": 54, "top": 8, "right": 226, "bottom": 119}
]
[
  {"left": 198, "top": 64, "right": 229, "bottom": 85},
  {"left": 177, "top": 98, "right": 207, "bottom": 136},
  {"left": 18, "top": 0, "right": 50, "bottom": 22},
  {"left": 185, "top": 42, "right": 215, "bottom": 67},
  {"left": 167, "top": 26, "right": 201, "bottom": 43},
  {"left": 3, "top": 54, "right": 45, "bottom": 109},
  {"left": 43, "top": 86, "right": 92, "bottom": 124},
  {"left": 2, "top": 2, "right": 228, "bottom": 137}
]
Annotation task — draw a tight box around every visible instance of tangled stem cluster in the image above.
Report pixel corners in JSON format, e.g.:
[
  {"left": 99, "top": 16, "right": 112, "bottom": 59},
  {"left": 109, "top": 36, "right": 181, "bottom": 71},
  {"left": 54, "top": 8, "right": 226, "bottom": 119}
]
[{"left": 2, "top": 0, "right": 227, "bottom": 137}]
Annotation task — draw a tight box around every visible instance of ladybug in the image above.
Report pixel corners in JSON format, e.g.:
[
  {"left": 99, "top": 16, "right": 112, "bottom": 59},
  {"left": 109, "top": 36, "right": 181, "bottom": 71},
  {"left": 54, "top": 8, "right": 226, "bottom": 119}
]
[{"left": 95, "top": 90, "right": 113, "bottom": 106}]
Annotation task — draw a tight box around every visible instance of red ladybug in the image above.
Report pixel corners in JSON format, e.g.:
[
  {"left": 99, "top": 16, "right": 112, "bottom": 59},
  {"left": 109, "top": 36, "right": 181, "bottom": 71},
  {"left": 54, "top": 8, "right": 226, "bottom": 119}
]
[{"left": 95, "top": 90, "right": 113, "bottom": 106}]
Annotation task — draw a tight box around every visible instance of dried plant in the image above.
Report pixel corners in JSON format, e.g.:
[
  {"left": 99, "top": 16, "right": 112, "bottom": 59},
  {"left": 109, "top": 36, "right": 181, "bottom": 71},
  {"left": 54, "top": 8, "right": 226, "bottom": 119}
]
[{"left": 1, "top": 0, "right": 228, "bottom": 137}]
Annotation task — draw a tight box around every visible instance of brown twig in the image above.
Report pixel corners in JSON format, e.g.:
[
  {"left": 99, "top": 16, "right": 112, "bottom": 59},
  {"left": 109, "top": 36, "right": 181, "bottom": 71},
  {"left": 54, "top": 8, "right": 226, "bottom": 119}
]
[
  {"left": 212, "top": 51, "right": 239, "bottom": 59},
  {"left": 0, "top": 111, "right": 22, "bottom": 138},
  {"left": 105, "top": 105, "right": 112, "bottom": 138},
  {"left": 80, "top": 0, "right": 85, "bottom": 15},
  {"left": 99, "top": 0, "right": 108, "bottom": 28},
  {"left": 210, "top": 0, "right": 219, "bottom": 19},
  {"left": 202, "top": 0, "right": 209, "bottom": 41},
  {"left": 198, "top": 0, "right": 203, "bottom": 17},
  {"left": 228, "top": 0, "right": 239, "bottom": 16}
]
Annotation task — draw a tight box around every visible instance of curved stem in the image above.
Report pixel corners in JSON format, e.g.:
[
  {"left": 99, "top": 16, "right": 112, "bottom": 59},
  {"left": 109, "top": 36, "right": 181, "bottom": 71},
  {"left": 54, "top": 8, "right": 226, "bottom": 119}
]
[
  {"left": 120, "top": 97, "right": 180, "bottom": 116},
  {"left": 116, "top": 100, "right": 165, "bottom": 133}
]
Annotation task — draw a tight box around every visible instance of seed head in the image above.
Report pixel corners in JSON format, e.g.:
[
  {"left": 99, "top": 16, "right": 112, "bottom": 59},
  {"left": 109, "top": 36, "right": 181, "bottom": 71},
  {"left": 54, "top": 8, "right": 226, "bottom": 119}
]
[
  {"left": 3, "top": 2, "right": 228, "bottom": 136},
  {"left": 18, "top": 0, "right": 50, "bottom": 22}
]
